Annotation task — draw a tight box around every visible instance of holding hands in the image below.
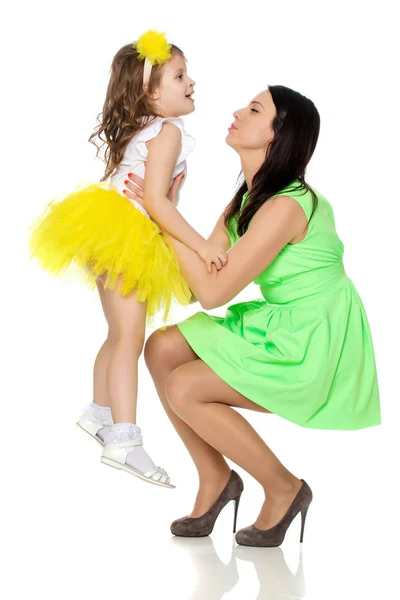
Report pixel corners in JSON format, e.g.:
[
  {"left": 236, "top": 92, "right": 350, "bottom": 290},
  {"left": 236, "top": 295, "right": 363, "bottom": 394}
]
[{"left": 123, "top": 172, "right": 228, "bottom": 274}]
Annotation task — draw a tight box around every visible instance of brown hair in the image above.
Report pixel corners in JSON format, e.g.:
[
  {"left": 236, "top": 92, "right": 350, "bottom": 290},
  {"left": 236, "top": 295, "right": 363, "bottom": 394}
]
[
  {"left": 224, "top": 85, "right": 320, "bottom": 239},
  {"left": 89, "top": 42, "right": 184, "bottom": 181}
]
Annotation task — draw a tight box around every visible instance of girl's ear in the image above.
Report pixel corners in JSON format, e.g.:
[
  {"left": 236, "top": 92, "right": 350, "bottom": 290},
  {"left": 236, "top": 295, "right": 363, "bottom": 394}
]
[{"left": 143, "top": 82, "right": 160, "bottom": 101}]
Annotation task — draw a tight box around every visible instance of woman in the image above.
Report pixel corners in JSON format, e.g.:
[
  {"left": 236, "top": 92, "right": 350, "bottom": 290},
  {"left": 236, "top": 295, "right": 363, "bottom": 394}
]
[{"left": 123, "top": 84, "right": 381, "bottom": 547}]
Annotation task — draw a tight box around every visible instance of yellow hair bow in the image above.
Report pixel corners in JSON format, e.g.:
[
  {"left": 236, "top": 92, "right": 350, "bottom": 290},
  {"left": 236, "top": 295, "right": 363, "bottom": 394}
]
[{"left": 135, "top": 30, "right": 172, "bottom": 84}]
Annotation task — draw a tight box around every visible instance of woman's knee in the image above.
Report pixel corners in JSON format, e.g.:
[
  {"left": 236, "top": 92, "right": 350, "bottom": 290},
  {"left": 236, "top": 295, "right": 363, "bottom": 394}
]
[
  {"left": 164, "top": 366, "right": 194, "bottom": 416},
  {"left": 144, "top": 325, "right": 196, "bottom": 374},
  {"left": 144, "top": 327, "right": 174, "bottom": 370}
]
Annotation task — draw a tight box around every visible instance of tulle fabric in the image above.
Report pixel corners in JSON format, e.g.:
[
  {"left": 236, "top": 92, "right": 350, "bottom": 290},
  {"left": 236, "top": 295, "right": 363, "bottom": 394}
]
[{"left": 28, "top": 181, "right": 192, "bottom": 324}]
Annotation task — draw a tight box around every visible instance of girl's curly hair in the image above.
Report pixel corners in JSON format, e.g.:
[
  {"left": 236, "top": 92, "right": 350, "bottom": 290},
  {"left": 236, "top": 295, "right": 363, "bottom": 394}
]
[{"left": 89, "top": 42, "right": 184, "bottom": 181}]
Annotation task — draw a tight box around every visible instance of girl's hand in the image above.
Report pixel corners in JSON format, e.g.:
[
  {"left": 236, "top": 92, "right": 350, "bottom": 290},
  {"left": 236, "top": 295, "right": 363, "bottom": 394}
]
[{"left": 198, "top": 240, "right": 228, "bottom": 274}]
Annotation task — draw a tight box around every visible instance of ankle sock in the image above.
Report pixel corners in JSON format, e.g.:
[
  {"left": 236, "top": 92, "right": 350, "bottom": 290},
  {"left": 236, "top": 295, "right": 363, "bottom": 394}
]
[
  {"left": 82, "top": 402, "right": 113, "bottom": 426},
  {"left": 104, "top": 422, "right": 160, "bottom": 475}
]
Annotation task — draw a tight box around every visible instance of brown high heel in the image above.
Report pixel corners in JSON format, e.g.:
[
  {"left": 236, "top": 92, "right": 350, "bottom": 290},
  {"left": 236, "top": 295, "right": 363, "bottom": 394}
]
[
  {"left": 235, "top": 479, "right": 313, "bottom": 547},
  {"left": 170, "top": 470, "right": 244, "bottom": 537}
]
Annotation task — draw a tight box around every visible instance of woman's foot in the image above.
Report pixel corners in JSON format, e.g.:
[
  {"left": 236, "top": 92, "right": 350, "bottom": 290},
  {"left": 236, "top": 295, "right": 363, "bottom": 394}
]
[
  {"left": 188, "top": 466, "right": 232, "bottom": 517},
  {"left": 235, "top": 479, "right": 312, "bottom": 547},
  {"left": 254, "top": 477, "right": 303, "bottom": 530},
  {"left": 170, "top": 470, "right": 244, "bottom": 537}
]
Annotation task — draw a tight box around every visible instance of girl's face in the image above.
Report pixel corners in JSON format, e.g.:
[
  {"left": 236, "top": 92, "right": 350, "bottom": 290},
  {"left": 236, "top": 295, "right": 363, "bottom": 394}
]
[
  {"left": 152, "top": 52, "right": 196, "bottom": 118},
  {"left": 226, "top": 90, "right": 276, "bottom": 152}
]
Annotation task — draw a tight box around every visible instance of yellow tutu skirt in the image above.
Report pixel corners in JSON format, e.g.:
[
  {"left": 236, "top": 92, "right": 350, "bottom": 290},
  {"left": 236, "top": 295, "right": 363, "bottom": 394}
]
[{"left": 28, "top": 182, "right": 192, "bottom": 324}]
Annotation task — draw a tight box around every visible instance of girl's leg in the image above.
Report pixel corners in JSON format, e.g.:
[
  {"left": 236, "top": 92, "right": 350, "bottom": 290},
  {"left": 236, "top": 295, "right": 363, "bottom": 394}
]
[
  {"left": 78, "top": 277, "right": 113, "bottom": 437},
  {"left": 100, "top": 276, "right": 166, "bottom": 477},
  {"left": 145, "top": 326, "right": 240, "bottom": 516},
  {"left": 93, "top": 278, "right": 112, "bottom": 408},
  {"left": 102, "top": 275, "right": 147, "bottom": 423}
]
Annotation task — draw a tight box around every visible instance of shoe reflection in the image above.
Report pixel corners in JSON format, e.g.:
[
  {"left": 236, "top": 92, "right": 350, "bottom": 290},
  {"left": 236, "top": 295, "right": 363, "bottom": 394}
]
[
  {"left": 235, "top": 543, "right": 306, "bottom": 599},
  {"left": 170, "top": 536, "right": 239, "bottom": 599},
  {"left": 169, "top": 535, "right": 306, "bottom": 599}
]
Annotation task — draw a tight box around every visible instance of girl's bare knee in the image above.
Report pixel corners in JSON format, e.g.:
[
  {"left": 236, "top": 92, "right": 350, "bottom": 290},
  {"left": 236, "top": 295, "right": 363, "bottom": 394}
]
[{"left": 109, "top": 330, "right": 145, "bottom": 357}]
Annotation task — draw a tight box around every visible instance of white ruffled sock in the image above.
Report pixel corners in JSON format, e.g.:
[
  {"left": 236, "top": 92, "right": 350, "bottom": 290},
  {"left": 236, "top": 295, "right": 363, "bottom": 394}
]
[
  {"left": 81, "top": 402, "right": 113, "bottom": 441},
  {"left": 104, "top": 422, "right": 161, "bottom": 475}
]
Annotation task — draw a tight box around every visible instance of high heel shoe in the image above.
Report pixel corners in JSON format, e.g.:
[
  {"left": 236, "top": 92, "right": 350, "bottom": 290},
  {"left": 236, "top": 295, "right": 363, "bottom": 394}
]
[
  {"left": 170, "top": 470, "right": 244, "bottom": 537},
  {"left": 235, "top": 479, "right": 312, "bottom": 547}
]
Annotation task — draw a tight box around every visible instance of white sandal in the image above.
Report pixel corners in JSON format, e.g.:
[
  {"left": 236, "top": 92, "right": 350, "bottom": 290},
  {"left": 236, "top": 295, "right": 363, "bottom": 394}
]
[
  {"left": 76, "top": 416, "right": 107, "bottom": 447},
  {"left": 101, "top": 439, "right": 175, "bottom": 489}
]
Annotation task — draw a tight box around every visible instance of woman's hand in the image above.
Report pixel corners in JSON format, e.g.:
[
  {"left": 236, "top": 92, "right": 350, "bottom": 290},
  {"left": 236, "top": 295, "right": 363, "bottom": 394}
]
[
  {"left": 122, "top": 173, "right": 146, "bottom": 206},
  {"left": 123, "top": 170, "right": 184, "bottom": 207}
]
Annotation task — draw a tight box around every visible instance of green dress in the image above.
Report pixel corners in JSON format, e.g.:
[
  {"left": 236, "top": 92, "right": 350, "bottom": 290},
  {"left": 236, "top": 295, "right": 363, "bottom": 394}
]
[{"left": 176, "top": 181, "right": 381, "bottom": 430}]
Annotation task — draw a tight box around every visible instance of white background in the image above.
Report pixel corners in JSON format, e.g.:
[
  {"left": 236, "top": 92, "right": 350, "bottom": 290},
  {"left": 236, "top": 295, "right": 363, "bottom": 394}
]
[{"left": 3, "top": 1, "right": 399, "bottom": 598}]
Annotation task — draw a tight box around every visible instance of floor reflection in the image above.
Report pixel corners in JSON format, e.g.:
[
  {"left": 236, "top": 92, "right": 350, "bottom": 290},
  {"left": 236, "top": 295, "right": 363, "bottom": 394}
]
[
  {"left": 170, "top": 535, "right": 306, "bottom": 599},
  {"left": 235, "top": 543, "right": 306, "bottom": 599}
]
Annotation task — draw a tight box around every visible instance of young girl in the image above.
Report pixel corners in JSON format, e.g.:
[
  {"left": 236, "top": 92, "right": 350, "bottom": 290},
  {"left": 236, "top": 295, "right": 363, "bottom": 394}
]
[{"left": 28, "top": 30, "right": 228, "bottom": 489}]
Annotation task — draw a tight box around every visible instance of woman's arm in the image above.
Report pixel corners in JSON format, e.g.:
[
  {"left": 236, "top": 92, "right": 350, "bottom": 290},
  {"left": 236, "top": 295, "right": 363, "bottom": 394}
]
[
  {"left": 161, "top": 196, "right": 305, "bottom": 309},
  {"left": 123, "top": 173, "right": 305, "bottom": 309},
  {"left": 206, "top": 212, "right": 231, "bottom": 252}
]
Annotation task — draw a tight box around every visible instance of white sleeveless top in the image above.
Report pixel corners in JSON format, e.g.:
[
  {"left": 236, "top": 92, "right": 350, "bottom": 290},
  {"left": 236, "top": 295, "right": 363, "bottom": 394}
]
[{"left": 110, "top": 116, "right": 195, "bottom": 218}]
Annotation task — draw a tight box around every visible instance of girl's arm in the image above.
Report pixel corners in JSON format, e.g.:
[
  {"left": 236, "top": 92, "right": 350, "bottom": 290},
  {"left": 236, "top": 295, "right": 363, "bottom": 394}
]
[{"left": 144, "top": 123, "right": 226, "bottom": 274}]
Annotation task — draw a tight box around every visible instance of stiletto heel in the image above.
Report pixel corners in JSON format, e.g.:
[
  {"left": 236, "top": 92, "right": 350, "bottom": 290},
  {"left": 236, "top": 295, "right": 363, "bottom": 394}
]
[
  {"left": 233, "top": 494, "right": 241, "bottom": 533},
  {"left": 171, "top": 470, "right": 244, "bottom": 537},
  {"left": 300, "top": 506, "right": 309, "bottom": 543},
  {"left": 235, "top": 479, "right": 313, "bottom": 548}
]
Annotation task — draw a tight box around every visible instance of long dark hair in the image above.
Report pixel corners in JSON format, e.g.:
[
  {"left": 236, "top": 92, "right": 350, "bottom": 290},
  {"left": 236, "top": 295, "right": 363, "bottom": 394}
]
[
  {"left": 224, "top": 85, "right": 320, "bottom": 238},
  {"left": 89, "top": 42, "right": 185, "bottom": 181}
]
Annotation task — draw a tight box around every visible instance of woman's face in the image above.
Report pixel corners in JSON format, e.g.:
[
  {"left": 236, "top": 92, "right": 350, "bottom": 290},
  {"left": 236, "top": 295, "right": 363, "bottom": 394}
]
[{"left": 226, "top": 89, "right": 276, "bottom": 152}]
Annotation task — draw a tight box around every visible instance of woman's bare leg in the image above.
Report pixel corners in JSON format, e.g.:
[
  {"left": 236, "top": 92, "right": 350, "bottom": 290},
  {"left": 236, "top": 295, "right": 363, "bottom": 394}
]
[
  {"left": 165, "top": 360, "right": 302, "bottom": 529},
  {"left": 145, "top": 326, "right": 249, "bottom": 516}
]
